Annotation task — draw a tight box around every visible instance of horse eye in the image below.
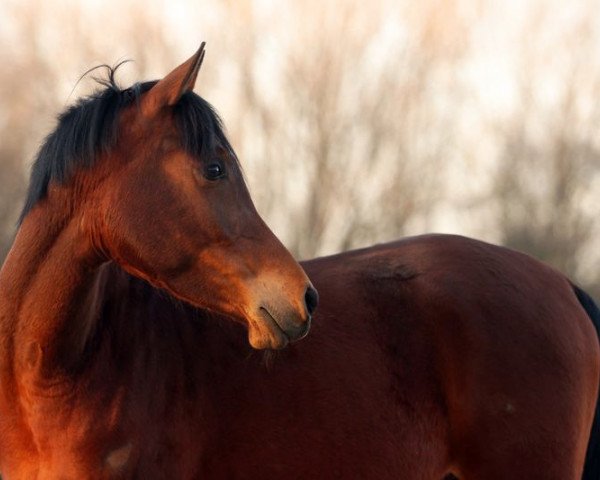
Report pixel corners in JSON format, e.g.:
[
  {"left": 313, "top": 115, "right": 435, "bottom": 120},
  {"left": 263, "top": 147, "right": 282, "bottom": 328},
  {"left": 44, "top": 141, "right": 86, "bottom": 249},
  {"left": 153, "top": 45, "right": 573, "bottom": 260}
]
[{"left": 204, "top": 162, "right": 226, "bottom": 180}]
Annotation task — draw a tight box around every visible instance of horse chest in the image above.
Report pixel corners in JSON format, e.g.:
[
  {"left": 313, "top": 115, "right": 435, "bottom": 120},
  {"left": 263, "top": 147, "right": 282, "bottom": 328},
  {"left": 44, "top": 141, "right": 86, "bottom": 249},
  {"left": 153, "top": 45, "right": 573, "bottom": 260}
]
[{"left": 5, "top": 385, "right": 209, "bottom": 479}]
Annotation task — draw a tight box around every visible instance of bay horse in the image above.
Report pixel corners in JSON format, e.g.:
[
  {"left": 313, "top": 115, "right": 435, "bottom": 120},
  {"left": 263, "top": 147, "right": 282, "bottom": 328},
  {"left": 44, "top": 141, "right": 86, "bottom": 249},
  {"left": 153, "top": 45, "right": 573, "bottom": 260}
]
[{"left": 0, "top": 44, "right": 598, "bottom": 479}]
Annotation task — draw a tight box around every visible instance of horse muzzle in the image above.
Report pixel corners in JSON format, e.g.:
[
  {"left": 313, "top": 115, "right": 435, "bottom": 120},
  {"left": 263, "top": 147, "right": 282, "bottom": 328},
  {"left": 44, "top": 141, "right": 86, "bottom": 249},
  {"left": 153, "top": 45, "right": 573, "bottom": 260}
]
[{"left": 247, "top": 284, "right": 318, "bottom": 350}]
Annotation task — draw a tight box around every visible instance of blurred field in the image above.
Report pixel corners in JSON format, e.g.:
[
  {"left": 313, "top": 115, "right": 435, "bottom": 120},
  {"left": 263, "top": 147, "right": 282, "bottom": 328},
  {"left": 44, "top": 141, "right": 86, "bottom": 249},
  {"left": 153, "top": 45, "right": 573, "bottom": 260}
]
[{"left": 1, "top": 0, "right": 600, "bottom": 295}]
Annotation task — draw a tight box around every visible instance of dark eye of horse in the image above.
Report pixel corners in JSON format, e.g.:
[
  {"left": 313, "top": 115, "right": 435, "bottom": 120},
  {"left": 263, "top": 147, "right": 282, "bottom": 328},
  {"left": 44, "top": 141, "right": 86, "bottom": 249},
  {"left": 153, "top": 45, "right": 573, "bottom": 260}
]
[{"left": 204, "top": 162, "right": 226, "bottom": 180}]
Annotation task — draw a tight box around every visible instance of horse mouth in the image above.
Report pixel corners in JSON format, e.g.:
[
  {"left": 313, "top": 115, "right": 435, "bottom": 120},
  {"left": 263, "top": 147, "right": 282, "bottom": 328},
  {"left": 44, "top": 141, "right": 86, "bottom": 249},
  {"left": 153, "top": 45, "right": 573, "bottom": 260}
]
[
  {"left": 260, "top": 305, "right": 311, "bottom": 339},
  {"left": 257, "top": 307, "right": 290, "bottom": 349}
]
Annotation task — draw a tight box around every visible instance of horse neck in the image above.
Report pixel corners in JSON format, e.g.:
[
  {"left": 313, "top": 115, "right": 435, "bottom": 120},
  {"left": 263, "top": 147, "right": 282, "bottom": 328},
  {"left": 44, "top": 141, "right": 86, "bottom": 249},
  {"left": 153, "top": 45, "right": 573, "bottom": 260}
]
[{"left": 0, "top": 203, "right": 105, "bottom": 381}]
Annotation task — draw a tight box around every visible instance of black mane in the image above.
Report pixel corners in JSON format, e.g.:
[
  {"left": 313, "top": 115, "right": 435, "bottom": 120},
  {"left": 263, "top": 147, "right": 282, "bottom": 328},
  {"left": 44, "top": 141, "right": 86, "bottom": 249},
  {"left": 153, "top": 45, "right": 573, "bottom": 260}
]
[{"left": 19, "top": 65, "right": 233, "bottom": 223}]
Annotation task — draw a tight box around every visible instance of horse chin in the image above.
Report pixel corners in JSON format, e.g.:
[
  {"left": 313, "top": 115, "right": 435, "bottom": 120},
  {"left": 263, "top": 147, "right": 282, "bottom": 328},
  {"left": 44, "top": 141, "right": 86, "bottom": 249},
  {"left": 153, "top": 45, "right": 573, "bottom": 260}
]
[{"left": 247, "top": 309, "right": 291, "bottom": 350}]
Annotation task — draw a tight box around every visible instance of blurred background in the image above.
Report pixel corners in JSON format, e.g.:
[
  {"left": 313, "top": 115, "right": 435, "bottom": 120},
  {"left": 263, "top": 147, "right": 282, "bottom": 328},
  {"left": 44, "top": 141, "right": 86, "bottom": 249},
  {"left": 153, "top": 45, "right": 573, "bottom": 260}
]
[{"left": 1, "top": 0, "right": 600, "bottom": 295}]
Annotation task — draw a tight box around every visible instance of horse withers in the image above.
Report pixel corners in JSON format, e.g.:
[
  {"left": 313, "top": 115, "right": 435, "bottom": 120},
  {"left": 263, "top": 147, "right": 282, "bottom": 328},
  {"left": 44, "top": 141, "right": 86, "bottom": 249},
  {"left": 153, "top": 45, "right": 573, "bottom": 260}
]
[{"left": 0, "top": 44, "right": 598, "bottom": 479}]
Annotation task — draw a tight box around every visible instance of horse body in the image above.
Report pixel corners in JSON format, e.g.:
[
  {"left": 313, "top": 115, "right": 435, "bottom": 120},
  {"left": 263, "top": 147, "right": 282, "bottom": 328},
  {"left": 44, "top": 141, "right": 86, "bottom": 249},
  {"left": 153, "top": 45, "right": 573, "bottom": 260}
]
[
  {"left": 1, "top": 225, "right": 597, "bottom": 478},
  {"left": 0, "top": 45, "right": 598, "bottom": 478}
]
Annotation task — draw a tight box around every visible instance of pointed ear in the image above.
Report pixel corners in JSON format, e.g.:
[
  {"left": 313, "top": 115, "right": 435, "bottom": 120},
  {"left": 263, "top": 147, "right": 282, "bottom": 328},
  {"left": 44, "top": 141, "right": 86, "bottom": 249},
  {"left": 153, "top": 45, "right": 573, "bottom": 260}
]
[{"left": 141, "top": 42, "right": 206, "bottom": 118}]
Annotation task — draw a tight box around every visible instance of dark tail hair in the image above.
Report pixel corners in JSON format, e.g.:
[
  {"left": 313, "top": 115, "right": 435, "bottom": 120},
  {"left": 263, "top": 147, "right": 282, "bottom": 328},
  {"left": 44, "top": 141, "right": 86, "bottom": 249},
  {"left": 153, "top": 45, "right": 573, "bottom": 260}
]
[{"left": 573, "top": 285, "right": 600, "bottom": 480}]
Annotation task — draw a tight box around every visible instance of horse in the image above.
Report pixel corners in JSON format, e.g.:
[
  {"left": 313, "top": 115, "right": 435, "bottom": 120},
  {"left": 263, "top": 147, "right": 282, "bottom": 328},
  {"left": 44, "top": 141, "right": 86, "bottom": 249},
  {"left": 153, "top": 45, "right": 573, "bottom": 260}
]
[{"left": 0, "top": 43, "right": 598, "bottom": 480}]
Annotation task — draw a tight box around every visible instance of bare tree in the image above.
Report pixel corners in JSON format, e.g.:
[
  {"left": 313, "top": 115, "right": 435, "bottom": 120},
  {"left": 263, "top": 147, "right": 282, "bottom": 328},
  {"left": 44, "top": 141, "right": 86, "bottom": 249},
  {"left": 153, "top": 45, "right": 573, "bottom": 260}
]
[
  {"left": 215, "top": 0, "right": 473, "bottom": 258},
  {"left": 489, "top": 6, "right": 600, "bottom": 295},
  {"left": 2, "top": 0, "right": 600, "bottom": 304}
]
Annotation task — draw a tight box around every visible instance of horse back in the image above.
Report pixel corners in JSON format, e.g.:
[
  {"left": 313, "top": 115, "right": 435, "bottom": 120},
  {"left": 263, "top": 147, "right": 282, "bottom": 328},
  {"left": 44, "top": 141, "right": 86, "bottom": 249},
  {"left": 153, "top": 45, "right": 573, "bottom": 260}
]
[{"left": 302, "top": 234, "right": 600, "bottom": 478}]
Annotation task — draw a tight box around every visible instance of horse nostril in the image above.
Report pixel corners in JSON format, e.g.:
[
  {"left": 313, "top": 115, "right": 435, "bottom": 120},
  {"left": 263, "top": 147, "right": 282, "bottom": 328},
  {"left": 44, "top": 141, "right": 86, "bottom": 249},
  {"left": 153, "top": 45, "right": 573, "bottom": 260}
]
[{"left": 304, "top": 285, "right": 319, "bottom": 316}]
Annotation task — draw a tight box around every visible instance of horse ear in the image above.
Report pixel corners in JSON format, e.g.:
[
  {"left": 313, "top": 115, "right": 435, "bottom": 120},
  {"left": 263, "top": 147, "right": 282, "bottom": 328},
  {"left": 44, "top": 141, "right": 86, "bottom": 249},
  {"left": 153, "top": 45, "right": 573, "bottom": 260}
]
[{"left": 141, "top": 42, "right": 206, "bottom": 118}]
